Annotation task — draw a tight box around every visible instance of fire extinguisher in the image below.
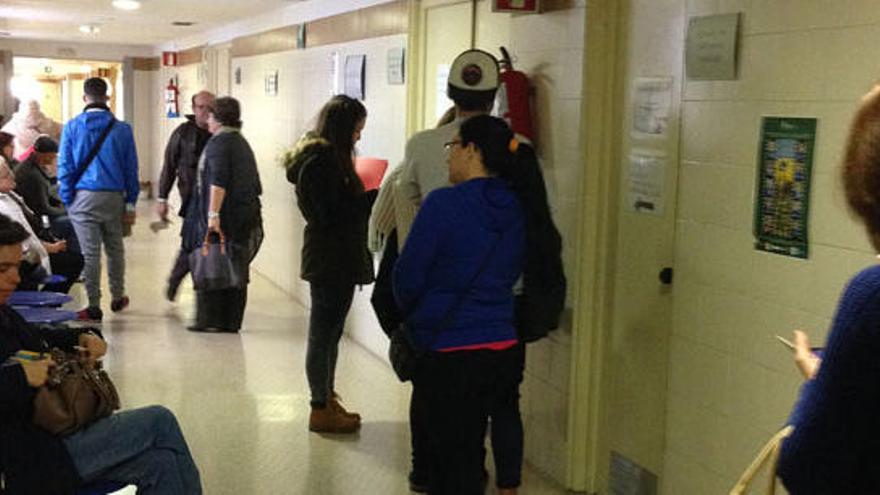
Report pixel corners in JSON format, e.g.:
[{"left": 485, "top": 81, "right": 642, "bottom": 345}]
[
  {"left": 165, "top": 78, "right": 180, "bottom": 118},
  {"left": 496, "top": 46, "right": 534, "bottom": 142}
]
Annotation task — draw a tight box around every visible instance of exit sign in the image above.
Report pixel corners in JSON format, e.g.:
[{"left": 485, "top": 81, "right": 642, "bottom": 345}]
[{"left": 493, "top": 0, "right": 540, "bottom": 13}]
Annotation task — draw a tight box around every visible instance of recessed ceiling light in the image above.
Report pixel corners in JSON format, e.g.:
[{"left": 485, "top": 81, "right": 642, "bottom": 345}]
[
  {"left": 79, "top": 25, "right": 100, "bottom": 34},
  {"left": 112, "top": 0, "right": 141, "bottom": 11}
]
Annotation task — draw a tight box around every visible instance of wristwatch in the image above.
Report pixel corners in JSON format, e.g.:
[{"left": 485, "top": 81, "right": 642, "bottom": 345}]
[{"left": 207, "top": 211, "right": 220, "bottom": 219}]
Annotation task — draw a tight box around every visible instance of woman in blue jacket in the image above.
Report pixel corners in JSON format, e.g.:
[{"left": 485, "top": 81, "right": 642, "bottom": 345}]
[
  {"left": 777, "top": 85, "right": 880, "bottom": 493},
  {"left": 394, "top": 115, "right": 525, "bottom": 494}
]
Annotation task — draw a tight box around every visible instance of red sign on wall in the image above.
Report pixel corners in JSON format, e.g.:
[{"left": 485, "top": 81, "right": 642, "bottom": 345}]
[
  {"left": 162, "top": 52, "right": 178, "bottom": 67},
  {"left": 493, "top": 0, "right": 540, "bottom": 13}
]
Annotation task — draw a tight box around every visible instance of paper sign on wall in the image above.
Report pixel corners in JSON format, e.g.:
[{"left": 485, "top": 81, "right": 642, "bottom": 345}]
[
  {"left": 387, "top": 47, "right": 405, "bottom": 85},
  {"left": 686, "top": 13, "right": 740, "bottom": 80},
  {"left": 344, "top": 54, "right": 366, "bottom": 100},
  {"left": 435, "top": 64, "right": 452, "bottom": 123},
  {"left": 754, "top": 117, "right": 817, "bottom": 259},
  {"left": 632, "top": 77, "right": 672, "bottom": 139},
  {"left": 627, "top": 150, "right": 667, "bottom": 216}
]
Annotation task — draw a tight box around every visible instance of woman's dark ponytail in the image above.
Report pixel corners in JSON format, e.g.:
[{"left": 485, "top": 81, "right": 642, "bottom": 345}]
[{"left": 459, "top": 115, "right": 529, "bottom": 192}]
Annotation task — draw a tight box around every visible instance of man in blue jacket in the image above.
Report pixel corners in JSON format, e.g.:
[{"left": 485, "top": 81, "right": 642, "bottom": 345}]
[{"left": 58, "top": 77, "right": 139, "bottom": 322}]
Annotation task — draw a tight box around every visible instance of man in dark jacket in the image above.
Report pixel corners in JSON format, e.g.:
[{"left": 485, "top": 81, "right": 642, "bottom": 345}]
[{"left": 157, "top": 90, "right": 214, "bottom": 301}]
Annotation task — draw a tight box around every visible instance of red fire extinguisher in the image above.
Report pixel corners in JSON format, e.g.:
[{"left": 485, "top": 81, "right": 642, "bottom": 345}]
[
  {"left": 165, "top": 78, "right": 180, "bottom": 118},
  {"left": 497, "top": 46, "right": 534, "bottom": 142}
]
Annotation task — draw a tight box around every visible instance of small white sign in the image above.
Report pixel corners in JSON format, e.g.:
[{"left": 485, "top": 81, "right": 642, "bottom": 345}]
[
  {"left": 632, "top": 77, "right": 672, "bottom": 139},
  {"left": 387, "top": 47, "right": 405, "bottom": 85},
  {"left": 627, "top": 150, "right": 667, "bottom": 216},
  {"left": 435, "top": 64, "right": 452, "bottom": 123},
  {"left": 686, "top": 13, "right": 740, "bottom": 80},
  {"left": 344, "top": 54, "right": 366, "bottom": 100}
]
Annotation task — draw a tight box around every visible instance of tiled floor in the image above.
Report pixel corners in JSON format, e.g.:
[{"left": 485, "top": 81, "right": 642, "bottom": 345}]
[{"left": 74, "top": 204, "right": 568, "bottom": 494}]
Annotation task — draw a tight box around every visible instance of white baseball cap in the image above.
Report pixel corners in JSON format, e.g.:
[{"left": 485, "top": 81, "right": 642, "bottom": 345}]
[{"left": 448, "top": 49, "right": 500, "bottom": 92}]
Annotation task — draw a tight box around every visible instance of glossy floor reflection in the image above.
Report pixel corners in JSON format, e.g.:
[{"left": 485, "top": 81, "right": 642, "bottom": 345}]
[{"left": 74, "top": 204, "right": 567, "bottom": 494}]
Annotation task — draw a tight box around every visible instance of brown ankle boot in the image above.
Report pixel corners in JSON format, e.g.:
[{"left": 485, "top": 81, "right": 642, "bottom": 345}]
[
  {"left": 330, "top": 392, "right": 361, "bottom": 421},
  {"left": 309, "top": 405, "right": 360, "bottom": 433}
]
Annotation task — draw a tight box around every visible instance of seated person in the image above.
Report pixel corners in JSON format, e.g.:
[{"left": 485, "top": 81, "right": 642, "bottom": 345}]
[
  {"left": 0, "top": 212, "right": 203, "bottom": 494},
  {"left": 0, "top": 157, "right": 81, "bottom": 293},
  {"left": 14, "top": 135, "right": 79, "bottom": 253}
]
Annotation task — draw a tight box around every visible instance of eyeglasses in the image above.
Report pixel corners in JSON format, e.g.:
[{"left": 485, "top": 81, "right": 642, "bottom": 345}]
[{"left": 443, "top": 140, "right": 462, "bottom": 151}]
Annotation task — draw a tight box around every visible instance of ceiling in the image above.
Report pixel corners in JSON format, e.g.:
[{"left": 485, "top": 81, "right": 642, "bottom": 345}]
[{"left": 0, "top": 0, "right": 310, "bottom": 47}]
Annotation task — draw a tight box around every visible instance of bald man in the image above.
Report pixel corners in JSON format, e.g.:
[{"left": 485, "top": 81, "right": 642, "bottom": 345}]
[{"left": 157, "top": 90, "right": 215, "bottom": 301}]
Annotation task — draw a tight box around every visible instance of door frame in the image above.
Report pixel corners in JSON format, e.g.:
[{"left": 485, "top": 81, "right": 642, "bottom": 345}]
[
  {"left": 567, "top": 0, "right": 628, "bottom": 492},
  {"left": 406, "top": 0, "right": 475, "bottom": 137}
]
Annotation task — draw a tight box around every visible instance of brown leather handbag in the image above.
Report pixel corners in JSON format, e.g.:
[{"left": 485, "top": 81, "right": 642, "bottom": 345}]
[{"left": 32, "top": 348, "right": 121, "bottom": 436}]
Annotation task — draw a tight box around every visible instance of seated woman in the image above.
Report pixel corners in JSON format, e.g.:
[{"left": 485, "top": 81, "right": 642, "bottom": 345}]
[
  {"left": 0, "top": 213, "right": 202, "bottom": 494},
  {"left": 777, "top": 85, "right": 880, "bottom": 493},
  {"left": 0, "top": 156, "right": 81, "bottom": 293}
]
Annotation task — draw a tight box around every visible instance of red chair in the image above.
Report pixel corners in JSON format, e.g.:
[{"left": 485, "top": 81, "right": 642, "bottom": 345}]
[{"left": 355, "top": 157, "right": 388, "bottom": 191}]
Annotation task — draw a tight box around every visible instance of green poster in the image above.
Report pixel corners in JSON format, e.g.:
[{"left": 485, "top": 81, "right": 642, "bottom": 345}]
[{"left": 754, "top": 117, "right": 817, "bottom": 259}]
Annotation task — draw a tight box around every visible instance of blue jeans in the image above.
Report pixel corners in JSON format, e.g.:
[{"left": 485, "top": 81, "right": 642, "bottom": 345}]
[
  {"left": 306, "top": 282, "right": 355, "bottom": 407},
  {"left": 63, "top": 405, "right": 202, "bottom": 495}
]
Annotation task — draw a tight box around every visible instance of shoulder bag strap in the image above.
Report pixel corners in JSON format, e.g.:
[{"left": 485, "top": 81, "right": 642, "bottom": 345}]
[
  {"left": 71, "top": 117, "right": 116, "bottom": 188},
  {"left": 424, "top": 233, "right": 503, "bottom": 348}
]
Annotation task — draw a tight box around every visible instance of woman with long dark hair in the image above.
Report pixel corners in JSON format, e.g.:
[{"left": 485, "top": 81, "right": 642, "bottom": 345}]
[
  {"left": 394, "top": 115, "right": 526, "bottom": 493},
  {"left": 285, "top": 95, "right": 373, "bottom": 433}
]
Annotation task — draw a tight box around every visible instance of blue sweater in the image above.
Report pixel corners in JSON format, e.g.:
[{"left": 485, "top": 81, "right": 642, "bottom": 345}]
[
  {"left": 58, "top": 109, "right": 140, "bottom": 206},
  {"left": 393, "top": 177, "right": 524, "bottom": 351},
  {"left": 778, "top": 265, "right": 880, "bottom": 494}
]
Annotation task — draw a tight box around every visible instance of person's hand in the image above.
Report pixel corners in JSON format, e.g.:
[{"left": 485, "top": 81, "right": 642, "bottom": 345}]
[
  {"left": 156, "top": 202, "right": 169, "bottom": 222},
  {"left": 793, "top": 330, "right": 821, "bottom": 380},
  {"left": 207, "top": 215, "right": 221, "bottom": 235},
  {"left": 20, "top": 358, "right": 55, "bottom": 388},
  {"left": 44, "top": 240, "right": 66, "bottom": 254},
  {"left": 123, "top": 211, "right": 137, "bottom": 226},
  {"left": 77, "top": 333, "right": 107, "bottom": 368}
]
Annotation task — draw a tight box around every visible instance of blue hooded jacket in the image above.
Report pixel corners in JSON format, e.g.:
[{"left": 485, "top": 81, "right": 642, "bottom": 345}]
[
  {"left": 58, "top": 108, "right": 139, "bottom": 206},
  {"left": 394, "top": 177, "right": 525, "bottom": 351}
]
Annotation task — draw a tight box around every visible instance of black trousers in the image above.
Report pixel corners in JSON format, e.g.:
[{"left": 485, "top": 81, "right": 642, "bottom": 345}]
[
  {"left": 410, "top": 344, "right": 525, "bottom": 489},
  {"left": 414, "top": 346, "right": 522, "bottom": 495},
  {"left": 194, "top": 286, "right": 248, "bottom": 331},
  {"left": 17, "top": 252, "right": 84, "bottom": 294}
]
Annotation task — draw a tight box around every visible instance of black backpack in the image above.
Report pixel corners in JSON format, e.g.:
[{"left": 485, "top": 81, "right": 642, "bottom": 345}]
[{"left": 510, "top": 144, "right": 567, "bottom": 343}]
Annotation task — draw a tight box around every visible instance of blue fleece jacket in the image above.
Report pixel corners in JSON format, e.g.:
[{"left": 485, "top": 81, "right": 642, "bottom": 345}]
[
  {"left": 778, "top": 265, "right": 880, "bottom": 494},
  {"left": 393, "top": 177, "right": 524, "bottom": 351},
  {"left": 58, "top": 109, "right": 139, "bottom": 206}
]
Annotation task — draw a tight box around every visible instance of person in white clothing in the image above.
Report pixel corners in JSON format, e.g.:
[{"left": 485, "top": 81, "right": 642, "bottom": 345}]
[
  {"left": 1, "top": 100, "right": 62, "bottom": 161},
  {"left": 0, "top": 157, "right": 81, "bottom": 292}
]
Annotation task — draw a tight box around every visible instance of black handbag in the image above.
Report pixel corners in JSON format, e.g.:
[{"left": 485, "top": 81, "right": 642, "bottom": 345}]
[
  {"left": 388, "top": 236, "right": 500, "bottom": 382},
  {"left": 189, "top": 231, "right": 240, "bottom": 291}
]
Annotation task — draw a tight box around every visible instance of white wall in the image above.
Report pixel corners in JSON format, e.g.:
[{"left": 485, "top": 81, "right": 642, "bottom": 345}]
[
  {"left": 659, "top": 2, "right": 879, "bottom": 493},
  {"left": 501, "top": 4, "right": 586, "bottom": 484},
  {"left": 230, "top": 34, "right": 408, "bottom": 359},
  {"left": 133, "top": 69, "right": 158, "bottom": 189}
]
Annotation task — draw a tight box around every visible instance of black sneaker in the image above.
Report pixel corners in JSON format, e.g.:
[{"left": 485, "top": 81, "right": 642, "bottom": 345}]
[
  {"left": 76, "top": 306, "right": 103, "bottom": 322},
  {"left": 110, "top": 296, "right": 129, "bottom": 313},
  {"left": 408, "top": 471, "right": 428, "bottom": 493}
]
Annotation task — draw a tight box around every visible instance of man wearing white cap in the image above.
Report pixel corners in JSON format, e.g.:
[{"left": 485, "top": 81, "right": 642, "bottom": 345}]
[
  {"left": 378, "top": 48, "right": 525, "bottom": 494},
  {"left": 392, "top": 48, "right": 500, "bottom": 246}
]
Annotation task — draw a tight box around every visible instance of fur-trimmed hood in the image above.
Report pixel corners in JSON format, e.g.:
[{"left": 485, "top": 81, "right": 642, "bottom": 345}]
[{"left": 283, "top": 132, "right": 331, "bottom": 185}]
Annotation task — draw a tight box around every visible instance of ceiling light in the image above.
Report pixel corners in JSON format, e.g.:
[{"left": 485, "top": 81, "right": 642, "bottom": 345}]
[
  {"left": 79, "top": 25, "right": 100, "bottom": 34},
  {"left": 112, "top": 0, "right": 141, "bottom": 11}
]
